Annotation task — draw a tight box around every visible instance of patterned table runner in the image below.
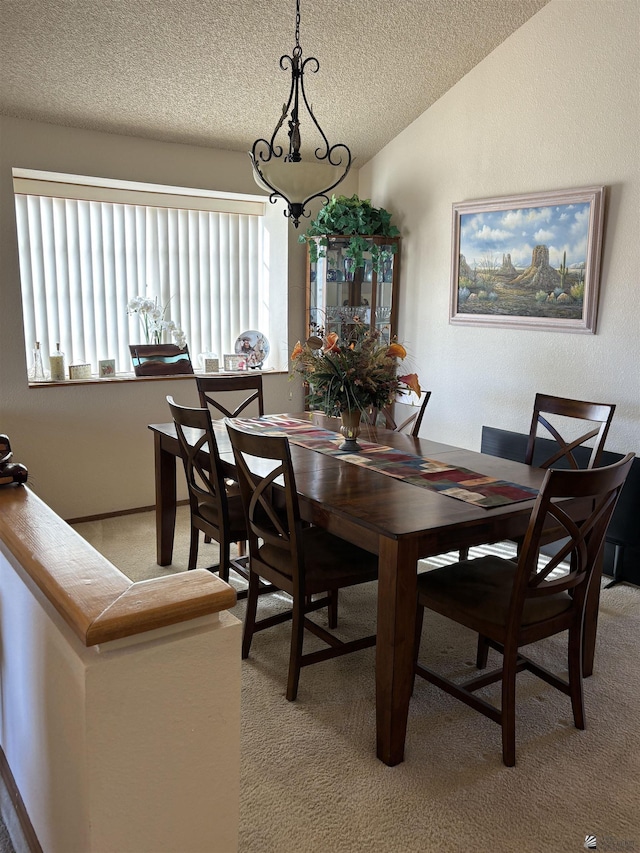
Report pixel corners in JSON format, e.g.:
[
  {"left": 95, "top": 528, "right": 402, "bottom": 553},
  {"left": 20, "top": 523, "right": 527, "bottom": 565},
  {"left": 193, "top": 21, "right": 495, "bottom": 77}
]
[{"left": 228, "top": 416, "right": 538, "bottom": 508}]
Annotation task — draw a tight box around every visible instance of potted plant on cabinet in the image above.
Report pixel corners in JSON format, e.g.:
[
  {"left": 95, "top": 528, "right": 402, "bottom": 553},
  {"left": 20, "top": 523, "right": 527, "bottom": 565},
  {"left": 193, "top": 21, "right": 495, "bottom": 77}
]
[{"left": 299, "top": 194, "right": 400, "bottom": 272}]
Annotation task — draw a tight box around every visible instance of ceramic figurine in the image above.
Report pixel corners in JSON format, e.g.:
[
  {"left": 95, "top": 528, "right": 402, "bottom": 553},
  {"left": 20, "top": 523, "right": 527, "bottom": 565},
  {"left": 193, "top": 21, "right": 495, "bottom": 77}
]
[{"left": 0, "top": 435, "right": 28, "bottom": 485}]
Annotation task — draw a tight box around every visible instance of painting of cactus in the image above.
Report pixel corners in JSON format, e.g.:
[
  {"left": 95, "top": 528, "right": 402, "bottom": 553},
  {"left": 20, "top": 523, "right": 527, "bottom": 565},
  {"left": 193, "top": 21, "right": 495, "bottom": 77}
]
[{"left": 450, "top": 186, "right": 605, "bottom": 333}]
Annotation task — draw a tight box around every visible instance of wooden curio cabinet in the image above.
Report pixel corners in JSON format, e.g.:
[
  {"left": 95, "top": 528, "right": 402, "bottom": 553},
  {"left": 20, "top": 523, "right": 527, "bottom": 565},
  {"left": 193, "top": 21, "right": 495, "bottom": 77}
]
[{"left": 306, "top": 235, "right": 401, "bottom": 344}]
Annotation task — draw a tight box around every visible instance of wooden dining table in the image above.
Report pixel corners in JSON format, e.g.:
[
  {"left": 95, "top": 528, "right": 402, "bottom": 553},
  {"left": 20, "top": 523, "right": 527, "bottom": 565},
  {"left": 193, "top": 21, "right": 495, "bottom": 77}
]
[{"left": 148, "top": 412, "right": 600, "bottom": 766}]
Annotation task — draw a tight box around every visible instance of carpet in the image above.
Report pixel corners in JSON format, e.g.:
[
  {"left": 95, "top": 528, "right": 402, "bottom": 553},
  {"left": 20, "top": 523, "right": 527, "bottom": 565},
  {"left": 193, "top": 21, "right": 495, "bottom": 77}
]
[{"left": 73, "top": 508, "right": 640, "bottom": 853}]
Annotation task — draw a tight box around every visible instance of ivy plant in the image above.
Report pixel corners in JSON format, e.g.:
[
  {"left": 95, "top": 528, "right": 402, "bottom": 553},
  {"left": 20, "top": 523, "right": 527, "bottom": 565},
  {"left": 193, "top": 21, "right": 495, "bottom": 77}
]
[{"left": 299, "top": 194, "right": 400, "bottom": 271}]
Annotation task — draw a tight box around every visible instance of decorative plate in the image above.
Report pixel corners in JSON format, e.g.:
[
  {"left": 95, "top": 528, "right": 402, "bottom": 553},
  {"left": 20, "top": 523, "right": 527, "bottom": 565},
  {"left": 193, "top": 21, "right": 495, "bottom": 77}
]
[{"left": 234, "top": 330, "right": 270, "bottom": 369}]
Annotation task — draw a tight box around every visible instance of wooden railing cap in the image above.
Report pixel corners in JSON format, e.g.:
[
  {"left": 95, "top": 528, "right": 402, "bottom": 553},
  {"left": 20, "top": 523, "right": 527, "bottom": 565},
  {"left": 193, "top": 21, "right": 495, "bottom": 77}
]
[{"left": 0, "top": 486, "right": 236, "bottom": 647}]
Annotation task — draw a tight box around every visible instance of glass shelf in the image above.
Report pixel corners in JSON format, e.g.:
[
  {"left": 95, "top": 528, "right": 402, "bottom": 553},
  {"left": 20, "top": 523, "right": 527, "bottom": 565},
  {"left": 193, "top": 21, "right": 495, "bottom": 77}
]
[{"left": 306, "top": 235, "right": 400, "bottom": 342}]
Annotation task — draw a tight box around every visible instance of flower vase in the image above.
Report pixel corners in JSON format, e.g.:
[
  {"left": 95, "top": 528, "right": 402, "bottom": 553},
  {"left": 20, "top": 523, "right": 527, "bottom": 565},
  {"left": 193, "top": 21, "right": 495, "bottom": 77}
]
[{"left": 339, "top": 409, "right": 362, "bottom": 451}]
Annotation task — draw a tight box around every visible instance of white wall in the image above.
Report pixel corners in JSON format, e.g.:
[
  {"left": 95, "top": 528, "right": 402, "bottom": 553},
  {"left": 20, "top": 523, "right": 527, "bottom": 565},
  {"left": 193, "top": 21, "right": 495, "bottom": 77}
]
[
  {"left": 360, "top": 0, "right": 640, "bottom": 456},
  {"left": 0, "top": 540, "right": 241, "bottom": 852},
  {"left": 0, "top": 116, "right": 358, "bottom": 519}
]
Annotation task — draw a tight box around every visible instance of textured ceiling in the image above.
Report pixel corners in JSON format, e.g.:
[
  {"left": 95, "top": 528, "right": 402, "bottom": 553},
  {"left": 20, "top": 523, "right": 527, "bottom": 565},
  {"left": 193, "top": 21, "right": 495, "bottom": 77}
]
[{"left": 0, "top": 0, "right": 548, "bottom": 166}]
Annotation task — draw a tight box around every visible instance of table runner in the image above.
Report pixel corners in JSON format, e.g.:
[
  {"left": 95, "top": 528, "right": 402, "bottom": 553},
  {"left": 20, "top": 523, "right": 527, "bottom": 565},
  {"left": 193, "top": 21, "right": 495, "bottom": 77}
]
[{"left": 228, "top": 416, "right": 538, "bottom": 508}]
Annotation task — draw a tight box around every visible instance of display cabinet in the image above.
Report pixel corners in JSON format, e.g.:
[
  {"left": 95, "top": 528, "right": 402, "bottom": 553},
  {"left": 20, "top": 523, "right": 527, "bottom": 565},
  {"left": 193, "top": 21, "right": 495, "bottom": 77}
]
[{"left": 306, "top": 235, "right": 400, "bottom": 344}]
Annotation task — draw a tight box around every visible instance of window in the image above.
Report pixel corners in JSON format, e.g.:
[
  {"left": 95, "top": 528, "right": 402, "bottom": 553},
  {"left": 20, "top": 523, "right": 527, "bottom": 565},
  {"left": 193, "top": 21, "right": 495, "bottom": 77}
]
[{"left": 13, "top": 169, "right": 288, "bottom": 378}]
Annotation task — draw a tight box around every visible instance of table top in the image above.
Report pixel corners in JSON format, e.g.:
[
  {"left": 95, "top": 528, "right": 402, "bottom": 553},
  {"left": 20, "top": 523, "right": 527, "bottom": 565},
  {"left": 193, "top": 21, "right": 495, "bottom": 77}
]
[{"left": 149, "top": 412, "right": 547, "bottom": 557}]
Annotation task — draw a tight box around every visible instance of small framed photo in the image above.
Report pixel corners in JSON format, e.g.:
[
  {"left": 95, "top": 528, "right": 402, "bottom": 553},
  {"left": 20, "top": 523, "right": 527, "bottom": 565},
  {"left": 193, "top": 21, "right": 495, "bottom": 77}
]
[
  {"left": 99, "top": 359, "right": 116, "bottom": 378},
  {"left": 223, "top": 354, "right": 245, "bottom": 371}
]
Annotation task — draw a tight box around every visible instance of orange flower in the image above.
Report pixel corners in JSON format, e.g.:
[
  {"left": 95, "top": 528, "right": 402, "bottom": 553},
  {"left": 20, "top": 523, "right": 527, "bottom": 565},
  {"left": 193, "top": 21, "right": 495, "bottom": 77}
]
[
  {"left": 323, "top": 332, "right": 340, "bottom": 353},
  {"left": 386, "top": 342, "right": 407, "bottom": 359},
  {"left": 291, "top": 340, "right": 304, "bottom": 359},
  {"left": 399, "top": 373, "right": 421, "bottom": 396}
]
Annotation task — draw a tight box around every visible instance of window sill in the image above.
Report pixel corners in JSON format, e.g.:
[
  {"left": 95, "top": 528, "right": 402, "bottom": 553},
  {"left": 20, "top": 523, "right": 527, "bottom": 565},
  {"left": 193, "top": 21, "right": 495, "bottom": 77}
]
[{"left": 27, "top": 367, "right": 287, "bottom": 388}]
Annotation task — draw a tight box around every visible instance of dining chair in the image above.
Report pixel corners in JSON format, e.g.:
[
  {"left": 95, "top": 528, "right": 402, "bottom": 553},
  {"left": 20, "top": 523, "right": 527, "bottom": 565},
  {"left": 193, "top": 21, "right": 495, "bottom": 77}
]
[
  {"left": 459, "top": 393, "right": 617, "bottom": 561},
  {"left": 226, "top": 421, "right": 379, "bottom": 701},
  {"left": 195, "top": 373, "right": 265, "bottom": 546},
  {"left": 196, "top": 373, "right": 264, "bottom": 419},
  {"left": 167, "top": 396, "right": 260, "bottom": 598},
  {"left": 368, "top": 391, "right": 431, "bottom": 438},
  {"left": 413, "top": 452, "right": 634, "bottom": 766},
  {"left": 525, "top": 393, "right": 616, "bottom": 470}
]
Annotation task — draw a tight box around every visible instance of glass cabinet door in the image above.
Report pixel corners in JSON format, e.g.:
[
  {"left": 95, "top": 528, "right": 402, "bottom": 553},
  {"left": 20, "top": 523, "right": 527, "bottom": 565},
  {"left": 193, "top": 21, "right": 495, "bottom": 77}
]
[{"left": 307, "top": 235, "right": 400, "bottom": 343}]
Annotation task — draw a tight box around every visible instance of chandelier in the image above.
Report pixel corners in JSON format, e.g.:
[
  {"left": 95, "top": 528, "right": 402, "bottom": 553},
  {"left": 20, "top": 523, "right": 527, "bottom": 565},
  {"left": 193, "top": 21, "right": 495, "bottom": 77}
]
[{"left": 248, "top": 0, "right": 352, "bottom": 228}]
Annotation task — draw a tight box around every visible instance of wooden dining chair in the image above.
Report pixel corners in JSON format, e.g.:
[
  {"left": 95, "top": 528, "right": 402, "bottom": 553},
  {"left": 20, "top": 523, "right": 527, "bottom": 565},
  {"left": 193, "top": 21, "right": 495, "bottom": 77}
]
[
  {"left": 413, "top": 453, "right": 634, "bottom": 766},
  {"left": 459, "top": 393, "right": 617, "bottom": 562},
  {"left": 368, "top": 391, "right": 431, "bottom": 438},
  {"left": 196, "top": 374, "right": 264, "bottom": 419},
  {"left": 166, "top": 396, "right": 256, "bottom": 597},
  {"left": 525, "top": 393, "right": 616, "bottom": 470},
  {"left": 226, "top": 421, "right": 379, "bottom": 701},
  {"left": 195, "top": 373, "right": 265, "bottom": 545}
]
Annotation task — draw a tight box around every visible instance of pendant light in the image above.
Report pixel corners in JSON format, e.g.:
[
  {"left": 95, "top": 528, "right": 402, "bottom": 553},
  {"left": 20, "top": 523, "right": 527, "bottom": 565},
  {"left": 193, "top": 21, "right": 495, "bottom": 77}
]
[{"left": 248, "top": 0, "right": 352, "bottom": 228}]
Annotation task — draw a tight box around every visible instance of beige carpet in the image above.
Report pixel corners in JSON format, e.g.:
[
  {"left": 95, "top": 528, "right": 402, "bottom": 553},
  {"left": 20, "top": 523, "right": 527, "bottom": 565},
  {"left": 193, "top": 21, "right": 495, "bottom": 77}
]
[{"left": 73, "top": 508, "right": 640, "bottom": 853}]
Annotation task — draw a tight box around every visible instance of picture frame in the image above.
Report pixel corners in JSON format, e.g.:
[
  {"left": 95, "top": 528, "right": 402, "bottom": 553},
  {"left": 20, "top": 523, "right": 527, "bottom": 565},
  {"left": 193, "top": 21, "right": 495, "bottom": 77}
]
[
  {"left": 68, "top": 363, "right": 92, "bottom": 380},
  {"left": 129, "top": 344, "right": 194, "bottom": 377},
  {"left": 450, "top": 186, "right": 606, "bottom": 333},
  {"left": 98, "top": 358, "right": 116, "bottom": 378},
  {"left": 223, "top": 353, "right": 245, "bottom": 372}
]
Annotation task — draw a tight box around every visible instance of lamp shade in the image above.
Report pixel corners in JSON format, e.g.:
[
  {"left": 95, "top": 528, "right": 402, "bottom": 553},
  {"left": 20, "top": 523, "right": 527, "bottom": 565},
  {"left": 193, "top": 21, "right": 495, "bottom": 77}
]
[{"left": 251, "top": 158, "right": 348, "bottom": 205}]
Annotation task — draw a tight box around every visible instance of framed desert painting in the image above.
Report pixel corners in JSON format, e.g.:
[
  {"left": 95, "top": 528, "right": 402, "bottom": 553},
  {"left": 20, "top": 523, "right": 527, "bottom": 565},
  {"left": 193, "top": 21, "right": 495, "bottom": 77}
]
[{"left": 450, "top": 186, "right": 606, "bottom": 333}]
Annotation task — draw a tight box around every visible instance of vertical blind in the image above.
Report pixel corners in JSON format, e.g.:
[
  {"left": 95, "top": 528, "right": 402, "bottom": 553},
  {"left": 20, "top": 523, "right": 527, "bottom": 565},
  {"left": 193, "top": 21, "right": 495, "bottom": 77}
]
[{"left": 15, "top": 187, "right": 267, "bottom": 375}]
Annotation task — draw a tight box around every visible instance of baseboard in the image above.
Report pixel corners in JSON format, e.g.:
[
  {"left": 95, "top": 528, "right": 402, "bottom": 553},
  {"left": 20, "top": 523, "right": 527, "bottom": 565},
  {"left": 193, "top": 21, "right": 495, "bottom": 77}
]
[
  {"left": 0, "top": 746, "right": 42, "bottom": 853},
  {"left": 66, "top": 499, "right": 189, "bottom": 525}
]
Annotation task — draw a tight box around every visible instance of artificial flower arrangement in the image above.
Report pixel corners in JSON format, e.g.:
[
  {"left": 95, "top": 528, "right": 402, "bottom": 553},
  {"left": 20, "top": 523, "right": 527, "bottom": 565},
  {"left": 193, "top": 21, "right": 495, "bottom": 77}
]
[
  {"left": 290, "top": 319, "right": 421, "bottom": 417},
  {"left": 127, "top": 295, "right": 187, "bottom": 348}
]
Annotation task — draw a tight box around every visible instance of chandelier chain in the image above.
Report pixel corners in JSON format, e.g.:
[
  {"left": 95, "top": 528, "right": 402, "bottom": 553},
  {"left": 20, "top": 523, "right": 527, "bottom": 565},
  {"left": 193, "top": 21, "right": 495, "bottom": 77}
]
[{"left": 295, "top": 0, "right": 301, "bottom": 50}]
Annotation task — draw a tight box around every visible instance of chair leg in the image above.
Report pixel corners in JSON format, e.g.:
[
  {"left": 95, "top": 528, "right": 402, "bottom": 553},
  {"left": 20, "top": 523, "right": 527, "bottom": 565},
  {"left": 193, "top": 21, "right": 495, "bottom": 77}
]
[
  {"left": 219, "top": 537, "right": 231, "bottom": 583},
  {"left": 604, "top": 543, "right": 624, "bottom": 589},
  {"left": 412, "top": 605, "right": 425, "bottom": 695},
  {"left": 476, "top": 635, "right": 490, "bottom": 669},
  {"left": 501, "top": 645, "right": 518, "bottom": 767},
  {"left": 188, "top": 526, "right": 199, "bottom": 570},
  {"left": 459, "top": 547, "right": 469, "bottom": 561},
  {"left": 328, "top": 589, "right": 338, "bottom": 629},
  {"left": 568, "top": 623, "right": 586, "bottom": 729},
  {"left": 242, "top": 571, "right": 260, "bottom": 660},
  {"left": 286, "top": 592, "right": 306, "bottom": 702},
  {"left": 204, "top": 534, "right": 212, "bottom": 544}
]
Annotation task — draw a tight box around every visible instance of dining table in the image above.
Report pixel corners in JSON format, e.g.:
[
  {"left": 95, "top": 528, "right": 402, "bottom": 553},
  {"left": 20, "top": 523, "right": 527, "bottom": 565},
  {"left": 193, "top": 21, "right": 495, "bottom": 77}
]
[{"left": 148, "top": 411, "right": 601, "bottom": 766}]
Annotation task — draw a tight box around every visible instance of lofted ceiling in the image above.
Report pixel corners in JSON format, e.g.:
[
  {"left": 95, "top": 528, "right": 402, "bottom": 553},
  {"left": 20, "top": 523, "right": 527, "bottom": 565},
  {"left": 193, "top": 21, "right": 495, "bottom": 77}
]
[{"left": 0, "top": 0, "right": 548, "bottom": 167}]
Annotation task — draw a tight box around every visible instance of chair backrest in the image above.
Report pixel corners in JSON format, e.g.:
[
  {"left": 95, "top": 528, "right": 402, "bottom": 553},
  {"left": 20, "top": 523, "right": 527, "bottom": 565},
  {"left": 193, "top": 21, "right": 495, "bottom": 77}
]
[
  {"left": 513, "top": 453, "right": 634, "bottom": 620},
  {"left": 196, "top": 374, "right": 264, "bottom": 419},
  {"left": 525, "top": 393, "right": 615, "bottom": 470},
  {"left": 166, "top": 396, "right": 229, "bottom": 530},
  {"left": 226, "top": 422, "right": 303, "bottom": 587},
  {"left": 369, "top": 391, "right": 431, "bottom": 438}
]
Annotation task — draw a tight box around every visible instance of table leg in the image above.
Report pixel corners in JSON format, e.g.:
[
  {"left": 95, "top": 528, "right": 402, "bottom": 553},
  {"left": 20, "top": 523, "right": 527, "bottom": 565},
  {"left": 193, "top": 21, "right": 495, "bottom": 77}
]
[
  {"left": 154, "top": 432, "right": 177, "bottom": 566},
  {"left": 375, "top": 535, "right": 419, "bottom": 766}
]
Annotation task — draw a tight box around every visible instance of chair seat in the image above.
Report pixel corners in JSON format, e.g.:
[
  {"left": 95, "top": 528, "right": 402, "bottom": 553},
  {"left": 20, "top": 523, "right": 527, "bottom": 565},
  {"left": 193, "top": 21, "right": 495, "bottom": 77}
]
[
  {"left": 258, "top": 526, "right": 378, "bottom": 592},
  {"left": 417, "top": 556, "right": 573, "bottom": 630},
  {"left": 198, "top": 492, "right": 246, "bottom": 539}
]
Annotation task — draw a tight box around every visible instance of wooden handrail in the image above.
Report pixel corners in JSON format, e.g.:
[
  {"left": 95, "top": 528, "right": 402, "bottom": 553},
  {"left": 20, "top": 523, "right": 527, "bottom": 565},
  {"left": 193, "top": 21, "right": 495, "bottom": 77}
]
[{"left": 0, "top": 485, "right": 236, "bottom": 646}]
